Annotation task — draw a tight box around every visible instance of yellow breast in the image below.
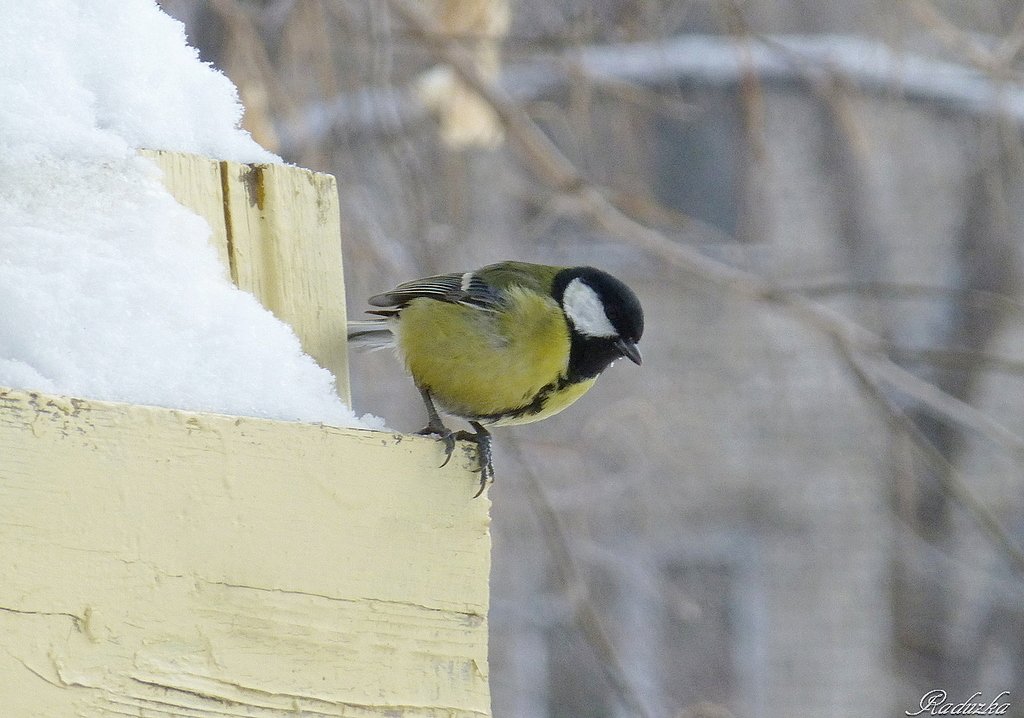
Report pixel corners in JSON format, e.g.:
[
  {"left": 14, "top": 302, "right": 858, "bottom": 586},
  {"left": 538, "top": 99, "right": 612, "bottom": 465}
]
[
  {"left": 488, "top": 376, "right": 597, "bottom": 427},
  {"left": 394, "top": 287, "right": 593, "bottom": 422}
]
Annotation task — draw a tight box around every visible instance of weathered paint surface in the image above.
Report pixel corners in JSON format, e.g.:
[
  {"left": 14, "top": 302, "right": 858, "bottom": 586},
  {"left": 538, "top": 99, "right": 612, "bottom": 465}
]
[
  {"left": 141, "top": 149, "right": 352, "bottom": 405},
  {"left": 0, "top": 387, "right": 491, "bottom": 716}
]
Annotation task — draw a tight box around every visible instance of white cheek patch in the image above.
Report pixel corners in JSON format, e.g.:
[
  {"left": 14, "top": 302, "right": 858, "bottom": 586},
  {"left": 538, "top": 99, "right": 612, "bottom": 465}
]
[{"left": 562, "top": 277, "right": 617, "bottom": 338}]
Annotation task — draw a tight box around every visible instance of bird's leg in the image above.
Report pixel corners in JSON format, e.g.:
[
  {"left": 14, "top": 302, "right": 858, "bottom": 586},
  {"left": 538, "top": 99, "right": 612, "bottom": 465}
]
[
  {"left": 453, "top": 421, "right": 493, "bottom": 498},
  {"left": 416, "top": 390, "right": 493, "bottom": 496},
  {"left": 415, "top": 387, "right": 457, "bottom": 464}
]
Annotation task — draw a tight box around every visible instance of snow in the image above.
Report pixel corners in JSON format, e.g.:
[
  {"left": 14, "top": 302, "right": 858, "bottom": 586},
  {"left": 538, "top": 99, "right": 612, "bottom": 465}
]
[{"left": 0, "top": 0, "right": 383, "bottom": 429}]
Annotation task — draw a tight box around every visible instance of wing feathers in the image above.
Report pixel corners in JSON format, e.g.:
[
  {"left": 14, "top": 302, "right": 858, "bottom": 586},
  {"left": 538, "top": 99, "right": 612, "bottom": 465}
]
[{"left": 368, "top": 271, "right": 502, "bottom": 311}]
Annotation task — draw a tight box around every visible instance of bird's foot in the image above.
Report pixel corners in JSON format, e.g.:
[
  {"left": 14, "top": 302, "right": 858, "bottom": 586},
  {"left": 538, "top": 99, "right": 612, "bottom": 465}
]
[
  {"left": 417, "top": 421, "right": 493, "bottom": 497},
  {"left": 415, "top": 422, "right": 457, "bottom": 466},
  {"left": 452, "top": 422, "right": 493, "bottom": 498}
]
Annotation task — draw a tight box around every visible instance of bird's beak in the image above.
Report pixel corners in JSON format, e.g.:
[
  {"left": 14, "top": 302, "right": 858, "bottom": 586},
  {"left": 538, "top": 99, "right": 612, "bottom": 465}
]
[{"left": 615, "top": 338, "right": 642, "bottom": 366}]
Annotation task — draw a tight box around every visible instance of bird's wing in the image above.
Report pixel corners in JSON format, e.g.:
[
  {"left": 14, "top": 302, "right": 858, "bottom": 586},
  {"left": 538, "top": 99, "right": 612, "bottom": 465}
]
[{"left": 368, "top": 271, "right": 503, "bottom": 311}]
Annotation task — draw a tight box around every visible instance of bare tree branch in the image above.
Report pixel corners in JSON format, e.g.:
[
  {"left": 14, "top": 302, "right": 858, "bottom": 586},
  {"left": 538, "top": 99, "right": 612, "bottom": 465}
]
[
  {"left": 791, "top": 280, "right": 1024, "bottom": 315},
  {"left": 386, "top": 0, "right": 1024, "bottom": 457},
  {"left": 888, "top": 346, "right": 1024, "bottom": 377},
  {"left": 385, "top": 0, "right": 1024, "bottom": 579},
  {"left": 504, "top": 439, "right": 658, "bottom": 718},
  {"left": 842, "top": 344, "right": 1024, "bottom": 576},
  {"left": 904, "top": 0, "right": 1003, "bottom": 76}
]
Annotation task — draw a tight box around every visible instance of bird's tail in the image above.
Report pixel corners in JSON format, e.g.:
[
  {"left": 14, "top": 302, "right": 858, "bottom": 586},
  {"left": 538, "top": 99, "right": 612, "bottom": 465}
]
[{"left": 346, "top": 320, "right": 395, "bottom": 350}]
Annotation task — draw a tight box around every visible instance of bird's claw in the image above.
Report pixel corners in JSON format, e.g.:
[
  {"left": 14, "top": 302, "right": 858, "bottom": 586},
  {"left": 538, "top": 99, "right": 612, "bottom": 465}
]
[
  {"left": 416, "top": 424, "right": 457, "bottom": 466},
  {"left": 454, "top": 422, "right": 493, "bottom": 498},
  {"left": 418, "top": 422, "right": 493, "bottom": 497}
]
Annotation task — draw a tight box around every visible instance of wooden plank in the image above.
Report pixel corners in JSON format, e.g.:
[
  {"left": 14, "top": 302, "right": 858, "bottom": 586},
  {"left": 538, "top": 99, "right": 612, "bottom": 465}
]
[
  {"left": 222, "top": 161, "right": 351, "bottom": 405},
  {"left": 141, "top": 149, "right": 232, "bottom": 272},
  {"left": 0, "top": 386, "right": 491, "bottom": 717},
  {"left": 141, "top": 151, "right": 351, "bottom": 405}
]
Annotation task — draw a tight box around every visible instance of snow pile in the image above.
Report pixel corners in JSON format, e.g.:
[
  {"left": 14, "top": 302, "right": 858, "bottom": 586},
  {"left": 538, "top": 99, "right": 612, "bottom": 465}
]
[{"left": 0, "top": 0, "right": 382, "bottom": 428}]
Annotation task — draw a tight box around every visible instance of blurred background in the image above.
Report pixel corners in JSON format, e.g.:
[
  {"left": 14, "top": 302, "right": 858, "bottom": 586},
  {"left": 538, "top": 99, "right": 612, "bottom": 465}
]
[{"left": 158, "top": 1, "right": 1024, "bottom": 716}]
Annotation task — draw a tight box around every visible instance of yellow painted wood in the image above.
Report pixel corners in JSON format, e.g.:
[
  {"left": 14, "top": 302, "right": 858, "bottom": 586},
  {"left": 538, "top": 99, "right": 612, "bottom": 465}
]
[
  {"left": 222, "top": 161, "right": 351, "bottom": 405},
  {"left": 0, "top": 386, "right": 491, "bottom": 717},
  {"left": 0, "top": 151, "right": 492, "bottom": 715},
  {"left": 140, "top": 149, "right": 232, "bottom": 272},
  {"left": 141, "top": 150, "right": 351, "bottom": 404}
]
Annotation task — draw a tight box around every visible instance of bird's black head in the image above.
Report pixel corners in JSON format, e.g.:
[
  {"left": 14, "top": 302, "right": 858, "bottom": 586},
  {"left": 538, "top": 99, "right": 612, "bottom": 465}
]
[{"left": 552, "top": 266, "right": 644, "bottom": 381}]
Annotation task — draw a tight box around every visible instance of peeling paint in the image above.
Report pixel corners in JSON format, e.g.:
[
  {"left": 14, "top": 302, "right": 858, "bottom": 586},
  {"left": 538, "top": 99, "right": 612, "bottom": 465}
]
[{"left": 0, "top": 385, "right": 491, "bottom": 716}]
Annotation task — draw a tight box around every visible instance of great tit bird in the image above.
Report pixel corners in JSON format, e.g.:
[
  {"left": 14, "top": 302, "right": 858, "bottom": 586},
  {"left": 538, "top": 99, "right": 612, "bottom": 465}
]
[{"left": 348, "top": 261, "right": 644, "bottom": 496}]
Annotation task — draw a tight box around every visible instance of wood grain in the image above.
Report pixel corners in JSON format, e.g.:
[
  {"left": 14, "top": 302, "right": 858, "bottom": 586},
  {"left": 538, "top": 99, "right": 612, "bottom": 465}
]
[{"left": 0, "top": 386, "right": 491, "bottom": 717}]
